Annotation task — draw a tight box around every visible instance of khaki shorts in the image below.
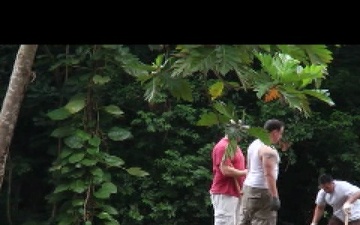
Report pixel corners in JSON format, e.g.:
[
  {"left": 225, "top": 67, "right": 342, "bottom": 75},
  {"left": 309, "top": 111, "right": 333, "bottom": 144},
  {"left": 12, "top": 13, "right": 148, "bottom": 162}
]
[{"left": 238, "top": 185, "right": 277, "bottom": 225}]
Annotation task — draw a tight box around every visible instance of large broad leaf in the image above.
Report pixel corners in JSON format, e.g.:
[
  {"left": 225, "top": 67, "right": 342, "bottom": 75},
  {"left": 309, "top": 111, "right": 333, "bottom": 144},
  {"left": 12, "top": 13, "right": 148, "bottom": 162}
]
[
  {"left": 103, "top": 105, "right": 124, "bottom": 117},
  {"left": 196, "top": 112, "right": 220, "bottom": 126},
  {"left": 59, "top": 148, "right": 73, "bottom": 159},
  {"left": 97, "top": 212, "right": 111, "bottom": 220},
  {"left": 114, "top": 45, "right": 152, "bottom": 78},
  {"left": 100, "top": 205, "right": 119, "bottom": 215},
  {"left": 108, "top": 127, "right": 133, "bottom": 141},
  {"left": 300, "top": 45, "right": 333, "bottom": 64},
  {"left": 213, "top": 101, "right": 236, "bottom": 119},
  {"left": 209, "top": 81, "right": 224, "bottom": 100},
  {"left": 281, "top": 90, "right": 311, "bottom": 117},
  {"left": 166, "top": 78, "right": 193, "bottom": 102},
  {"left": 248, "top": 127, "right": 271, "bottom": 145},
  {"left": 126, "top": 167, "right": 149, "bottom": 177},
  {"left": 47, "top": 108, "right": 71, "bottom": 121},
  {"left": 91, "top": 167, "right": 104, "bottom": 177},
  {"left": 64, "top": 94, "right": 86, "bottom": 114},
  {"left": 93, "top": 182, "right": 117, "bottom": 199},
  {"left": 68, "top": 152, "right": 85, "bottom": 163},
  {"left": 64, "top": 135, "right": 84, "bottom": 149},
  {"left": 89, "top": 136, "right": 101, "bottom": 147},
  {"left": 69, "top": 180, "right": 87, "bottom": 193},
  {"left": 276, "top": 45, "right": 308, "bottom": 63},
  {"left": 303, "top": 89, "right": 335, "bottom": 106},
  {"left": 87, "top": 147, "right": 100, "bottom": 155},
  {"left": 103, "top": 154, "right": 125, "bottom": 167},
  {"left": 81, "top": 158, "right": 98, "bottom": 166},
  {"left": 75, "top": 129, "right": 91, "bottom": 141}
]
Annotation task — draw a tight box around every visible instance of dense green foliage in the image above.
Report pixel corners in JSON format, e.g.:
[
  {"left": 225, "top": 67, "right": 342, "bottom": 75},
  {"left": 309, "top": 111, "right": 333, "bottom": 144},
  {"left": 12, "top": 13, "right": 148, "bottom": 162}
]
[{"left": 0, "top": 45, "right": 358, "bottom": 225}]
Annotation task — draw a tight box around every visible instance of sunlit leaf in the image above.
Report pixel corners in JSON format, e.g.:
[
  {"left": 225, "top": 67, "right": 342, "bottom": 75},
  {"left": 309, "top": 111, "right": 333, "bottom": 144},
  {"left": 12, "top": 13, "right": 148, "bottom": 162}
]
[
  {"left": 303, "top": 89, "right": 335, "bottom": 106},
  {"left": 196, "top": 112, "right": 220, "bottom": 126},
  {"left": 126, "top": 167, "right": 149, "bottom": 177},
  {"left": 64, "top": 94, "right": 86, "bottom": 114},
  {"left": 108, "top": 127, "right": 133, "bottom": 141},
  {"left": 47, "top": 108, "right": 71, "bottom": 121},
  {"left": 103, "top": 154, "right": 125, "bottom": 167},
  {"left": 103, "top": 105, "right": 124, "bottom": 117},
  {"left": 209, "top": 81, "right": 224, "bottom": 100},
  {"left": 93, "top": 75, "right": 111, "bottom": 85}
]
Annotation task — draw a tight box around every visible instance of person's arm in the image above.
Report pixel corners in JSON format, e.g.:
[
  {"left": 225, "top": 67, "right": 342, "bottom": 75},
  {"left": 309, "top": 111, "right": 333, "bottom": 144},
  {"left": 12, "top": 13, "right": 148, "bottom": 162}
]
[
  {"left": 220, "top": 162, "right": 247, "bottom": 178},
  {"left": 343, "top": 190, "right": 360, "bottom": 213},
  {"left": 260, "top": 146, "right": 278, "bottom": 197},
  {"left": 310, "top": 204, "right": 325, "bottom": 225},
  {"left": 344, "top": 190, "right": 360, "bottom": 204}
]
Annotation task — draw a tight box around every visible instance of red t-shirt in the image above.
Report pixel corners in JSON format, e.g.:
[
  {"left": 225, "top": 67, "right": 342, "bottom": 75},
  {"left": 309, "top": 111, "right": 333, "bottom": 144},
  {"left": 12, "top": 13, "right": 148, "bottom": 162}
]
[{"left": 209, "top": 137, "right": 246, "bottom": 197}]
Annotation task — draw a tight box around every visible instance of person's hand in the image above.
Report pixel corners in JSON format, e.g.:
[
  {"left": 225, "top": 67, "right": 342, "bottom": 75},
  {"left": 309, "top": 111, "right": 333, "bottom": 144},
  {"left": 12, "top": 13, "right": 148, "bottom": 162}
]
[
  {"left": 243, "top": 169, "right": 248, "bottom": 176},
  {"left": 270, "top": 196, "right": 281, "bottom": 211},
  {"left": 310, "top": 223, "right": 317, "bottom": 225},
  {"left": 343, "top": 202, "right": 352, "bottom": 215}
]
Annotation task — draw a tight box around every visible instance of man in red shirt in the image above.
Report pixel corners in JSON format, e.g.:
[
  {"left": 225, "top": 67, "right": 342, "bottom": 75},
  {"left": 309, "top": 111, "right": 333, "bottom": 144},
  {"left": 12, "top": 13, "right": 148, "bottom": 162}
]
[{"left": 209, "top": 120, "right": 248, "bottom": 225}]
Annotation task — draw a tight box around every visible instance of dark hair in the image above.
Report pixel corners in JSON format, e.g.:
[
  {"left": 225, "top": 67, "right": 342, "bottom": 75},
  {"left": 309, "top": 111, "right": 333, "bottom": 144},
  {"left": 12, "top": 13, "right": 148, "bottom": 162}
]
[
  {"left": 264, "top": 119, "right": 284, "bottom": 132},
  {"left": 318, "top": 174, "right": 333, "bottom": 185}
]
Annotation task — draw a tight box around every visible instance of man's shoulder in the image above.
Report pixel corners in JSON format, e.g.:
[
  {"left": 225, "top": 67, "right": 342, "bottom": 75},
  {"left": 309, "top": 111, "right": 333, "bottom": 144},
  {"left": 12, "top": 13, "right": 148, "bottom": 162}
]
[{"left": 213, "top": 138, "right": 228, "bottom": 150}]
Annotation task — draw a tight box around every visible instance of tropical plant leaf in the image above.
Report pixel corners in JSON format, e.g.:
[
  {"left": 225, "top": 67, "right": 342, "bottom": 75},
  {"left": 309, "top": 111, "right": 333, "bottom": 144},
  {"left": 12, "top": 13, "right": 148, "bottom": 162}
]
[
  {"left": 94, "top": 182, "right": 117, "bottom": 199},
  {"left": 213, "top": 101, "right": 236, "bottom": 120},
  {"left": 107, "top": 127, "right": 133, "bottom": 141},
  {"left": 47, "top": 108, "right": 71, "bottom": 121},
  {"left": 299, "top": 45, "right": 333, "bottom": 64},
  {"left": 68, "top": 152, "right": 85, "bottom": 163},
  {"left": 248, "top": 127, "right": 271, "bottom": 145},
  {"left": 196, "top": 112, "right": 220, "bottom": 126},
  {"left": 209, "top": 81, "right": 224, "bottom": 100},
  {"left": 93, "top": 75, "right": 111, "bottom": 85},
  {"left": 126, "top": 167, "right": 149, "bottom": 177},
  {"left": 166, "top": 78, "right": 193, "bottom": 102},
  {"left": 64, "top": 135, "right": 84, "bottom": 149},
  {"left": 69, "top": 180, "right": 87, "bottom": 193},
  {"left": 114, "top": 45, "right": 152, "bottom": 77},
  {"left": 102, "top": 154, "right": 125, "bottom": 167},
  {"left": 64, "top": 94, "right": 86, "bottom": 114},
  {"left": 88, "top": 136, "right": 101, "bottom": 147},
  {"left": 302, "top": 89, "right": 335, "bottom": 106},
  {"left": 103, "top": 105, "right": 124, "bottom": 117}
]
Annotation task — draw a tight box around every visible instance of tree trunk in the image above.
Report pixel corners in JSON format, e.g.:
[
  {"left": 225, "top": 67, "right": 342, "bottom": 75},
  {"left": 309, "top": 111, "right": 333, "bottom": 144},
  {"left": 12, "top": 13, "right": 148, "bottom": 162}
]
[{"left": 0, "top": 45, "right": 38, "bottom": 191}]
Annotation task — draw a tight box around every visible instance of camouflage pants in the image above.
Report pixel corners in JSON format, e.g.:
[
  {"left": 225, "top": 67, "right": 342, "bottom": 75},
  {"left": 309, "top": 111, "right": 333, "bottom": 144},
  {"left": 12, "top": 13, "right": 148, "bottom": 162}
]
[{"left": 238, "top": 185, "right": 277, "bottom": 225}]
